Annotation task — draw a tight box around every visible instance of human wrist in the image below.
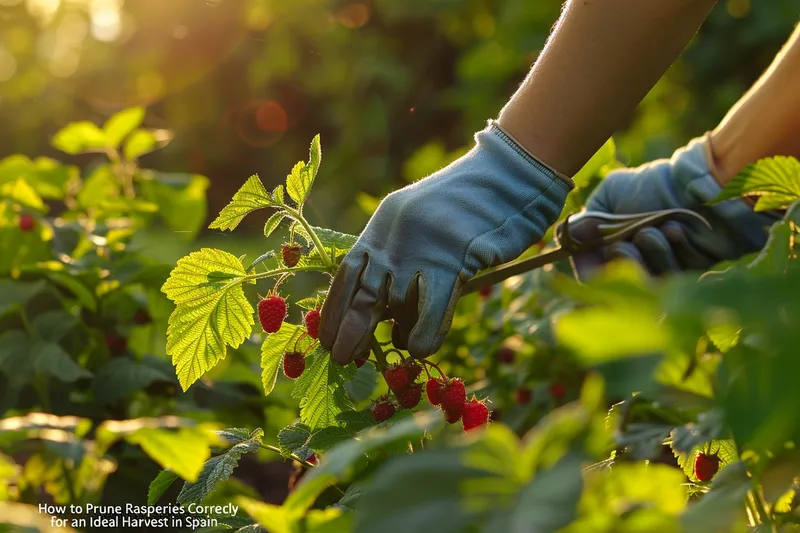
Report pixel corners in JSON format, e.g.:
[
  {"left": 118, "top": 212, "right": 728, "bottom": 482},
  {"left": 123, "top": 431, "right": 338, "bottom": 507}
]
[{"left": 488, "top": 120, "right": 575, "bottom": 191}]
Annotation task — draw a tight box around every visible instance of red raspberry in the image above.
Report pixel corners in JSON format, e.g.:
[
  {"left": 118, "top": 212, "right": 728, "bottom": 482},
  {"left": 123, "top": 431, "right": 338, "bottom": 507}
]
[
  {"left": 396, "top": 384, "right": 423, "bottom": 409},
  {"left": 515, "top": 388, "right": 532, "bottom": 405},
  {"left": 549, "top": 382, "right": 567, "bottom": 401},
  {"left": 281, "top": 243, "right": 303, "bottom": 267},
  {"left": 355, "top": 358, "right": 367, "bottom": 368},
  {"left": 462, "top": 399, "right": 490, "bottom": 431},
  {"left": 440, "top": 378, "right": 466, "bottom": 414},
  {"left": 426, "top": 378, "right": 445, "bottom": 406},
  {"left": 105, "top": 333, "right": 127, "bottom": 354},
  {"left": 372, "top": 398, "right": 396, "bottom": 423},
  {"left": 283, "top": 352, "right": 305, "bottom": 379},
  {"left": 384, "top": 365, "right": 411, "bottom": 391},
  {"left": 478, "top": 286, "right": 492, "bottom": 298},
  {"left": 443, "top": 409, "right": 461, "bottom": 424},
  {"left": 307, "top": 454, "right": 319, "bottom": 466},
  {"left": 497, "top": 347, "right": 515, "bottom": 365},
  {"left": 694, "top": 453, "right": 720, "bottom": 482},
  {"left": 304, "top": 309, "right": 321, "bottom": 339},
  {"left": 19, "top": 213, "right": 35, "bottom": 233},
  {"left": 258, "top": 295, "right": 286, "bottom": 333}
]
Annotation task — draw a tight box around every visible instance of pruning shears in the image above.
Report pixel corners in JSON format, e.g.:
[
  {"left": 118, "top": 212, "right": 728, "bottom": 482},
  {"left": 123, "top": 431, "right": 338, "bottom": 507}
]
[{"left": 462, "top": 208, "right": 712, "bottom": 294}]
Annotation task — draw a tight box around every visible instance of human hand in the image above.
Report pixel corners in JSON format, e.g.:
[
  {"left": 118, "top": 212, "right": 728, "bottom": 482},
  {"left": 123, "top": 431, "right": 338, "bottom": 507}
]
[{"left": 319, "top": 122, "right": 571, "bottom": 364}]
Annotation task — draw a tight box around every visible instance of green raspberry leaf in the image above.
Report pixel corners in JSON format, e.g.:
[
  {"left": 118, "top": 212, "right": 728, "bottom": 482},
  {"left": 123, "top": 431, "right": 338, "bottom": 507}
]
[
  {"left": 712, "top": 156, "right": 800, "bottom": 211},
  {"left": 103, "top": 107, "right": 145, "bottom": 147},
  {"left": 261, "top": 323, "right": 305, "bottom": 396},
  {"left": 177, "top": 429, "right": 263, "bottom": 505},
  {"left": 162, "top": 248, "right": 254, "bottom": 391},
  {"left": 293, "top": 347, "right": 357, "bottom": 430},
  {"left": 264, "top": 211, "right": 287, "bottom": 238},
  {"left": 147, "top": 469, "right": 179, "bottom": 505},
  {"left": 277, "top": 422, "right": 313, "bottom": 460},
  {"left": 51, "top": 121, "right": 108, "bottom": 154},
  {"left": 209, "top": 175, "right": 278, "bottom": 231},
  {"left": 285, "top": 135, "right": 322, "bottom": 206}
]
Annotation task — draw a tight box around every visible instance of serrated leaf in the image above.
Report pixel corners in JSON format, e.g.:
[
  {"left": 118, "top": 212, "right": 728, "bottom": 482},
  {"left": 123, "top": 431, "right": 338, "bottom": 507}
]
[
  {"left": 272, "top": 185, "right": 285, "bottom": 205},
  {"left": 295, "top": 297, "right": 319, "bottom": 311},
  {"left": 278, "top": 423, "right": 312, "bottom": 460},
  {"left": 261, "top": 323, "right": 304, "bottom": 396},
  {"left": 52, "top": 121, "right": 108, "bottom": 154},
  {"left": 214, "top": 428, "right": 253, "bottom": 445},
  {"left": 615, "top": 423, "right": 672, "bottom": 460},
  {"left": 148, "top": 469, "right": 179, "bottom": 505},
  {"left": 308, "top": 135, "right": 321, "bottom": 181},
  {"left": 307, "top": 427, "right": 351, "bottom": 452},
  {"left": 162, "top": 249, "right": 254, "bottom": 391},
  {"left": 236, "top": 498, "right": 291, "bottom": 533},
  {"left": 209, "top": 175, "right": 277, "bottom": 231},
  {"left": 264, "top": 211, "right": 287, "bottom": 238},
  {"left": 295, "top": 226, "right": 358, "bottom": 252},
  {"left": 671, "top": 410, "right": 726, "bottom": 453},
  {"left": 126, "top": 427, "right": 213, "bottom": 482},
  {"left": 104, "top": 107, "right": 145, "bottom": 147},
  {"left": 293, "top": 347, "right": 357, "bottom": 430},
  {"left": 177, "top": 434, "right": 262, "bottom": 504},
  {"left": 712, "top": 156, "right": 800, "bottom": 211},
  {"left": 285, "top": 161, "right": 309, "bottom": 205},
  {"left": 673, "top": 439, "right": 738, "bottom": 482}
]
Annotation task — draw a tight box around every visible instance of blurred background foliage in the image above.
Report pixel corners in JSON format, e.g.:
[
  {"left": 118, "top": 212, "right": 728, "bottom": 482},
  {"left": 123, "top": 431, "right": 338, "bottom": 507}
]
[{"left": 1, "top": 0, "right": 799, "bottom": 243}]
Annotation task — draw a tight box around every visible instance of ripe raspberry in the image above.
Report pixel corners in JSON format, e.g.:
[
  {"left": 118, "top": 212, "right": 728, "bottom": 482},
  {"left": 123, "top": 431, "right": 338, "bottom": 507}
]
[
  {"left": 19, "top": 213, "right": 35, "bottom": 233},
  {"left": 694, "top": 453, "right": 720, "bottom": 482},
  {"left": 384, "top": 365, "right": 411, "bottom": 391},
  {"left": 426, "top": 378, "right": 445, "bottom": 406},
  {"left": 443, "top": 409, "right": 461, "bottom": 424},
  {"left": 372, "top": 398, "right": 396, "bottom": 423},
  {"left": 105, "top": 333, "right": 127, "bottom": 354},
  {"left": 396, "top": 384, "right": 423, "bottom": 409},
  {"left": 440, "top": 378, "right": 466, "bottom": 414},
  {"left": 462, "top": 398, "right": 490, "bottom": 431},
  {"left": 478, "top": 286, "right": 492, "bottom": 298},
  {"left": 258, "top": 295, "right": 286, "bottom": 333},
  {"left": 355, "top": 358, "right": 367, "bottom": 368},
  {"left": 304, "top": 309, "right": 321, "bottom": 339},
  {"left": 549, "top": 382, "right": 567, "bottom": 401},
  {"left": 497, "top": 347, "right": 515, "bottom": 365},
  {"left": 283, "top": 352, "right": 305, "bottom": 379},
  {"left": 515, "top": 388, "right": 532, "bottom": 405},
  {"left": 281, "top": 243, "right": 303, "bottom": 267}
]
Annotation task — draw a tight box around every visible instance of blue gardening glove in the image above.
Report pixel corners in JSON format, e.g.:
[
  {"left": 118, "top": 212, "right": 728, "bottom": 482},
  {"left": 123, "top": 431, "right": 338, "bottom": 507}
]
[
  {"left": 320, "top": 121, "right": 572, "bottom": 364},
  {"left": 569, "top": 136, "right": 781, "bottom": 281}
]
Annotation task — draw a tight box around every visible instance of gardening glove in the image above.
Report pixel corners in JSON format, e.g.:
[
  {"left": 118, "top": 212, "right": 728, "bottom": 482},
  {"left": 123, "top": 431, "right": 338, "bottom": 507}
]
[
  {"left": 320, "top": 120, "right": 573, "bottom": 364},
  {"left": 568, "top": 135, "right": 781, "bottom": 281}
]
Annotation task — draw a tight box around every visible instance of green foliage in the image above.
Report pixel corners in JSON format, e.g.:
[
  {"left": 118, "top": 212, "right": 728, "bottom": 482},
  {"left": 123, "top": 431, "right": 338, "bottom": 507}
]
[{"left": 712, "top": 156, "right": 800, "bottom": 211}]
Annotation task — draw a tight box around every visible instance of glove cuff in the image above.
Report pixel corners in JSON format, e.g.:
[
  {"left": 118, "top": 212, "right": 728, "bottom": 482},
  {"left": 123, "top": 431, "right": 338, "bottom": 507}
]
[{"left": 488, "top": 119, "right": 575, "bottom": 191}]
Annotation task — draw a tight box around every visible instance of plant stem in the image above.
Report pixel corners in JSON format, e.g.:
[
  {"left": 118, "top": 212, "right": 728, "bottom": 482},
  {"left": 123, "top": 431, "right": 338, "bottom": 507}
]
[
  {"left": 370, "top": 338, "right": 389, "bottom": 370},
  {"left": 285, "top": 206, "right": 333, "bottom": 267}
]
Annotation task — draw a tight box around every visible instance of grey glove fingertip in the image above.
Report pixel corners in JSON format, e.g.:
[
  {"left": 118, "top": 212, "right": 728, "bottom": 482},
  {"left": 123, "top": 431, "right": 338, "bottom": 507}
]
[
  {"left": 319, "top": 255, "right": 366, "bottom": 351},
  {"left": 660, "top": 220, "right": 716, "bottom": 270},
  {"left": 330, "top": 265, "right": 389, "bottom": 365},
  {"left": 406, "top": 275, "right": 461, "bottom": 359},
  {"left": 632, "top": 227, "right": 681, "bottom": 275}
]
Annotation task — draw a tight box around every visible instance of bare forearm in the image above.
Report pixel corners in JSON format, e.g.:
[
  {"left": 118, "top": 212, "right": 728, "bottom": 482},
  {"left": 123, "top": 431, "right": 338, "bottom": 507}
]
[{"left": 498, "top": 0, "right": 718, "bottom": 176}]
